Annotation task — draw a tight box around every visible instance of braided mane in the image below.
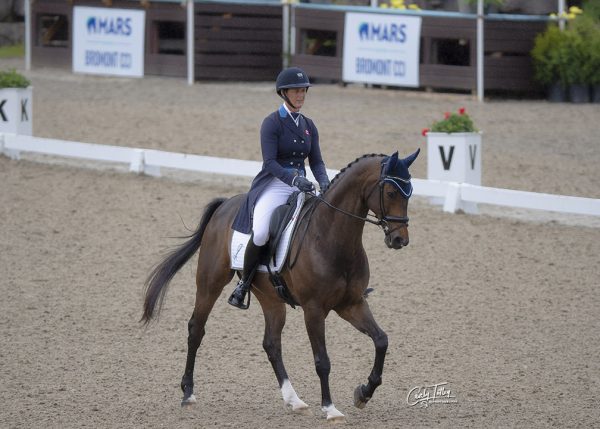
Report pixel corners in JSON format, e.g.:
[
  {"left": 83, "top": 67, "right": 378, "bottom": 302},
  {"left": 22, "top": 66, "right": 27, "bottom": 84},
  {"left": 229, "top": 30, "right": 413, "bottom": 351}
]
[{"left": 327, "top": 153, "right": 386, "bottom": 190}]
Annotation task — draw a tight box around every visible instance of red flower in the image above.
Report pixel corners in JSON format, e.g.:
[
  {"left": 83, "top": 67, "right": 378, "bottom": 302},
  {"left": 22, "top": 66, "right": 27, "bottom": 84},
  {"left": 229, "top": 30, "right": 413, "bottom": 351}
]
[
  {"left": 421, "top": 128, "right": 429, "bottom": 137},
  {"left": 444, "top": 111, "right": 450, "bottom": 119},
  {"left": 459, "top": 107, "right": 466, "bottom": 115}
]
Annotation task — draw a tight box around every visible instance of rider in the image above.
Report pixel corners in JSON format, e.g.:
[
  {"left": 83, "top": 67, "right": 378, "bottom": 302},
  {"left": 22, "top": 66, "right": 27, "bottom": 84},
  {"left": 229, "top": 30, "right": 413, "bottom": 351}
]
[{"left": 228, "top": 67, "right": 331, "bottom": 309}]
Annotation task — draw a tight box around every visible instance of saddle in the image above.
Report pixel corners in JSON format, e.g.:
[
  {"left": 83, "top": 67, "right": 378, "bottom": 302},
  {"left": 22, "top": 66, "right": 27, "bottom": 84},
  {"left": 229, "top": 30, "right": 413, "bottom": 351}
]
[
  {"left": 266, "top": 191, "right": 301, "bottom": 267},
  {"left": 263, "top": 191, "right": 302, "bottom": 307},
  {"left": 230, "top": 192, "right": 307, "bottom": 308}
]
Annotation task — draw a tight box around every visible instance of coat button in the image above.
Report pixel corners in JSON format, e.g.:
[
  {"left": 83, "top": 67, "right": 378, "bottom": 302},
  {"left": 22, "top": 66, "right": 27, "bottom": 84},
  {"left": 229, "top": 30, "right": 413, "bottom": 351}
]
[
  {"left": 292, "top": 152, "right": 296, "bottom": 155},
  {"left": 289, "top": 162, "right": 293, "bottom": 165},
  {"left": 294, "top": 139, "right": 297, "bottom": 143},
  {"left": 300, "top": 152, "right": 304, "bottom": 155}
]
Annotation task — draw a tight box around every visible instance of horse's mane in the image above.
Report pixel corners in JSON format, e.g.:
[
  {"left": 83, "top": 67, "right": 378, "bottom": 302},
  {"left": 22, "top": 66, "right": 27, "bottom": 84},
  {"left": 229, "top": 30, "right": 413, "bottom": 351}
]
[{"left": 327, "top": 153, "right": 386, "bottom": 190}]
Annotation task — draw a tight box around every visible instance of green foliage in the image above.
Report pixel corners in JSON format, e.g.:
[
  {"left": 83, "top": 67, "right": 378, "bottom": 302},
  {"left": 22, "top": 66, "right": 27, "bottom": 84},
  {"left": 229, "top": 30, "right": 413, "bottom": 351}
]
[
  {"left": 563, "top": 15, "right": 599, "bottom": 85},
  {"left": 0, "top": 69, "right": 30, "bottom": 89},
  {"left": 583, "top": 0, "right": 600, "bottom": 21},
  {"left": 531, "top": 24, "right": 568, "bottom": 86},
  {"left": 428, "top": 109, "right": 477, "bottom": 134},
  {"left": 532, "top": 9, "right": 600, "bottom": 87}
]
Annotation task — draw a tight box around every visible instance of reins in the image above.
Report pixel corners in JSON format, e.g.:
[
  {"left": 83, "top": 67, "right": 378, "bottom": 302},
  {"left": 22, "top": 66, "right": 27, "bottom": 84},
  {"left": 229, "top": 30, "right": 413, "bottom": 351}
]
[{"left": 309, "top": 188, "right": 384, "bottom": 227}]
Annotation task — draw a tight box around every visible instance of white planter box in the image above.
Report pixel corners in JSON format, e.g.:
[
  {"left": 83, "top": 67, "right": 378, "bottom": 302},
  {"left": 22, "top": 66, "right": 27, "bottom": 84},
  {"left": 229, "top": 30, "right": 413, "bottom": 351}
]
[
  {"left": 427, "top": 132, "right": 481, "bottom": 185},
  {"left": 0, "top": 86, "right": 32, "bottom": 135},
  {"left": 427, "top": 132, "right": 482, "bottom": 213}
]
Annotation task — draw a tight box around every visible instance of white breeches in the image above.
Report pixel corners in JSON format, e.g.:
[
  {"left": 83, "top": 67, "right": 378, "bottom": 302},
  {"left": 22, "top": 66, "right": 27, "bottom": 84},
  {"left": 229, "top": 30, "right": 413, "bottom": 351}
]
[{"left": 252, "top": 177, "right": 297, "bottom": 246}]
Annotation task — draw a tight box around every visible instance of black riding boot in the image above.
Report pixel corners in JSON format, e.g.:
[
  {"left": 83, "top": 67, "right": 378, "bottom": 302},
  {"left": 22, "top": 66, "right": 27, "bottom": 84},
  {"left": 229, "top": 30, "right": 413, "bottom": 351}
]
[{"left": 228, "top": 238, "right": 263, "bottom": 309}]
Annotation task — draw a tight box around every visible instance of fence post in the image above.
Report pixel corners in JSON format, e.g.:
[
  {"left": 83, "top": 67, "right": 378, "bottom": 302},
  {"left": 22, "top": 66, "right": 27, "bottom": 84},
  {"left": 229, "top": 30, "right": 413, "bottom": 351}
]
[
  {"left": 282, "top": 1, "right": 290, "bottom": 68},
  {"left": 443, "top": 182, "right": 461, "bottom": 213},
  {"left": 476, "top": 0, "right": 484, "bottom": 102},
  {"left": 130, "top": 149, "right": 146, "bottom": 173},
  {"left": 187, "top": 0, "right": 195, "bottom": 85}
]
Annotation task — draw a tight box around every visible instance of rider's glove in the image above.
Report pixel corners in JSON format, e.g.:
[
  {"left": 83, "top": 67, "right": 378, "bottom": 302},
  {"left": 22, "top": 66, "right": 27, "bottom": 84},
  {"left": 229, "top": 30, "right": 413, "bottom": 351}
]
[
  {"left": 318, "top": 179, "right": 331, "bottom": 193},
  {"left": 292, "top": 176, "right": 314, "bottom": 192}
]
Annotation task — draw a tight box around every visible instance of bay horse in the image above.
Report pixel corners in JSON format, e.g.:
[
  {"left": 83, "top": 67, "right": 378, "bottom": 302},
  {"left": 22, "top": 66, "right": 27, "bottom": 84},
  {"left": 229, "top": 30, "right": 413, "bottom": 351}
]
[{"left": 142, "top": 149, "right": 420, "bottom": 421}]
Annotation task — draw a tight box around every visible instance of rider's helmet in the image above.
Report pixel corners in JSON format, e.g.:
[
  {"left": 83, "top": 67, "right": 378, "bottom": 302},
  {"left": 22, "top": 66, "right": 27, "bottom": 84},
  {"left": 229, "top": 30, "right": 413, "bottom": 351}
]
[{"left": 276, "top": 67, "right": 312, "bottom": 98}]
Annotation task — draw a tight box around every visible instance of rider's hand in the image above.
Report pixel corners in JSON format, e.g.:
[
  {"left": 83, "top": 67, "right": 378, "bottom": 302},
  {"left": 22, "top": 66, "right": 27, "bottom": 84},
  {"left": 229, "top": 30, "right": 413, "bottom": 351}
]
[
  {"left": 292, "top": 176, "right": 314, "bottom": 192},
  {"left": 319, "top": 179, "right": 330, "bottom": 193}
]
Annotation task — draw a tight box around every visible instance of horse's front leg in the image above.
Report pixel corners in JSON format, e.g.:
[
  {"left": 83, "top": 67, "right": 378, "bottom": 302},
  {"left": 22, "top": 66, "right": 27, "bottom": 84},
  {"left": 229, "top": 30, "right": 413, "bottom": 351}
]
[
  {"left": 337, "top": 300, "right": 388, "bottom": 409},
  {"left": 304, "top": 306, "right": 345, "bottom": 422},
  {"left": 257, "top": 294, "right": 309, "bottom": 413}
]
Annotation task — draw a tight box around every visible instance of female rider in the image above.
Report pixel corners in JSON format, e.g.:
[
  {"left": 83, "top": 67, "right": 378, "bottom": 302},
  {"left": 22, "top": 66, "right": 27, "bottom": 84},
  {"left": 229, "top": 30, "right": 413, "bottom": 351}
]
[{"left": 229, "top": 67, "right": 331, "bottom": 309}]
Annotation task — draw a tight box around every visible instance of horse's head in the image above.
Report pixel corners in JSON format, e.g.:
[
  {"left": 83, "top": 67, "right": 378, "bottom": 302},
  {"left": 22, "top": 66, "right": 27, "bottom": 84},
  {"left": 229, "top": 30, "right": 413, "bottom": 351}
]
[{"left": 367, "top": 149, "right": 420, "bottom": 249}]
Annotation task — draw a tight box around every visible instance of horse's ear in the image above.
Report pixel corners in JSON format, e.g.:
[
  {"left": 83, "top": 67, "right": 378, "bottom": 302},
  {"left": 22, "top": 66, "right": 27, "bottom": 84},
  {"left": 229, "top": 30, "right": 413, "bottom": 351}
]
[
  {"left": 384, "top": 151, "right": 399, "bottom": 173},
  {"left": 403, "top": 148, "right": 420, "bottom": 167}
]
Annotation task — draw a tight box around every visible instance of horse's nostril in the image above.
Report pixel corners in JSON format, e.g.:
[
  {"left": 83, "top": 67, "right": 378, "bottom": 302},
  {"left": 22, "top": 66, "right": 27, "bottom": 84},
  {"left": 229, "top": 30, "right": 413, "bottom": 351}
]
[{"left": 392, "top": 236, "right": 409, "bottom": 249}]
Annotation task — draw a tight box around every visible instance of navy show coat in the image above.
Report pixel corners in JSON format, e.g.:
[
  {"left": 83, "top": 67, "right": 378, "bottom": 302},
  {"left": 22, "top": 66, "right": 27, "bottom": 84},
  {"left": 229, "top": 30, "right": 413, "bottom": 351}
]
[{"left": 232, "top": 105, "right": 329, "bottom": 234}]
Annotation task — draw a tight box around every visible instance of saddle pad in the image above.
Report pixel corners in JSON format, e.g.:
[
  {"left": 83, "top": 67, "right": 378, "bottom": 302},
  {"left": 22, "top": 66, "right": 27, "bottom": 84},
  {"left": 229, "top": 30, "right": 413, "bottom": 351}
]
[{"left": 230, "top": 192, "right": 305, "bottom": 273}]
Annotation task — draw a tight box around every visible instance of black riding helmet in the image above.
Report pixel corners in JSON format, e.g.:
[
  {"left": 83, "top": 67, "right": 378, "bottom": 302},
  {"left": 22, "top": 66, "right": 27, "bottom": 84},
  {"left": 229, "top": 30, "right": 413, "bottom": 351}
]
[{"left": 276, "top": 67, "right": 311, "bottom": 110}]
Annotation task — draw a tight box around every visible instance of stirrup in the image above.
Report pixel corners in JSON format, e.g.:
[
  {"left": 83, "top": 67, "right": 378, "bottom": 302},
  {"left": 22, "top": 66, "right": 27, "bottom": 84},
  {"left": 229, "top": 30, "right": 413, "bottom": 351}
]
[{"left": 228, "top": 280, "right": 251, "bottom": 310}]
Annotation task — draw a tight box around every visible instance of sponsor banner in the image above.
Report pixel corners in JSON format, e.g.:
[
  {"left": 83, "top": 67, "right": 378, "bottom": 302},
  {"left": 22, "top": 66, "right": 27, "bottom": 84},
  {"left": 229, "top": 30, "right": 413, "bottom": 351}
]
[
  {"left": 73, "top": 6, "right": 145, "bottom": 77},
  {"left": 343, "top": 12, "right": 421, "bottom": 87}
]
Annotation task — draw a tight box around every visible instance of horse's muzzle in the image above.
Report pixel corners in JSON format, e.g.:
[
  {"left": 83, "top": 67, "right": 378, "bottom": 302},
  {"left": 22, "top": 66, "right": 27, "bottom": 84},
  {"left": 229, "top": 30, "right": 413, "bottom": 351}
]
[{"left": 385, "top": 233, "right": 409, "bottom": 249}]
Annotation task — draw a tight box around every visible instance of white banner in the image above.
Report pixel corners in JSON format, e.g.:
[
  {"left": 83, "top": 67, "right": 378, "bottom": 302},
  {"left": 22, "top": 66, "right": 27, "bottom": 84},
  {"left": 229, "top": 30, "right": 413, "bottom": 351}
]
[
  {"left": 343, "top": 13, "right": 421, "bottom": 87},
  {"left": 73, "top": 7, "right": 145, "bottom": 77}
]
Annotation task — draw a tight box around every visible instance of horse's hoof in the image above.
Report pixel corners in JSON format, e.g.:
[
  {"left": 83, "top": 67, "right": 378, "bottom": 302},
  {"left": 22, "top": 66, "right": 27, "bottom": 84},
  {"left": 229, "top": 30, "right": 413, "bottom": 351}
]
[
  {"left": 327, "top": 414, "right": 346, "bottom": 424},
  {"left": 322, "top": 405, "right": 346, "bottom": 423},
  {"left": 353, "top": 385, "right": 368, "bottom": 409},
  {"left": 181, "top": 394, "right": 197, "bottom": 406},
  {"left": 287, "top": 403, "right": 311, "bottom": 415},
  {"left": 284, "top": 399, "right": 310, "bottom": 414}
]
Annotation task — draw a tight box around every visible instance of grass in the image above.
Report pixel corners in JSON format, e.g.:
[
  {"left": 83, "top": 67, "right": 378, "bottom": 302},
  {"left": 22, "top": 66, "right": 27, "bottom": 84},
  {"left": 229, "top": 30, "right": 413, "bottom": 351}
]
[{"left": 0, "top": 44, "right": 25, "bottom": 59}]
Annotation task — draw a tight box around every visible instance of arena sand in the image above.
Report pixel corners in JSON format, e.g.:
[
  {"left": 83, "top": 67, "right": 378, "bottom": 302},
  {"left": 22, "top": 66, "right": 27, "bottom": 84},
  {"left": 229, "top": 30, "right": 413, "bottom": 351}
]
[{"left": 1, "top": 59, "right": 599, "bottom": 428}]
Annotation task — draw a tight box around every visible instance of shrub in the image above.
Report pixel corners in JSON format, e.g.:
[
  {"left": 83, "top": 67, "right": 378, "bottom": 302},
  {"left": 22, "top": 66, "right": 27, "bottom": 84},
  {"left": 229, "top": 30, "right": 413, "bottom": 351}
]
[
  {"left": 0, "top": 69, "right": 30, "bottom": 89},
  {"left": 531, "top": 24, "right": 569, "bottom": 87}
]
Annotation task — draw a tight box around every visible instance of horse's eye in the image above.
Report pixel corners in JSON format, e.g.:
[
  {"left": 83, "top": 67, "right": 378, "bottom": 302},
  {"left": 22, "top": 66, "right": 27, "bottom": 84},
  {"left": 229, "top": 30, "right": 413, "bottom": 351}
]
[{"left": 387, "top": 191, "right": 397, "bottom": 199}]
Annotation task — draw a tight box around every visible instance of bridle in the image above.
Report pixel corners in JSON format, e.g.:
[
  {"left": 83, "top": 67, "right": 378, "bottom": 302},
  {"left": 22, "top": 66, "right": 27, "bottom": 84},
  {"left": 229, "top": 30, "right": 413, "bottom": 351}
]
[
  {"left": 310, "top": 166, "right": 412, "bottom": 235},
  {"left": 290, "top": 166, "right": 411, "bottom": 268}
]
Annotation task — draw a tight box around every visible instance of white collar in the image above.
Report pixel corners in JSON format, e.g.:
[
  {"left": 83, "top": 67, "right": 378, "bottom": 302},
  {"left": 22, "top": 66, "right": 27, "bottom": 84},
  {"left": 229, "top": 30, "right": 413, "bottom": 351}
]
[{"left": 282, "top": 103, "right": 301, "bottom": 126}]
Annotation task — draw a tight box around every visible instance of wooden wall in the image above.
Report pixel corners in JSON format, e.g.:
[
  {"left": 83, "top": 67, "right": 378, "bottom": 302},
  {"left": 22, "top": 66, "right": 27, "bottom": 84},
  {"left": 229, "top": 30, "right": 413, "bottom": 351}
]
[
  {"left": 194, "top": 3, "right": 282, "bottom": 81},
  {"left": 29, "top": 1, "right": 546, "bottom": 92},
  {"left": 292, "top": 8, "right": 547, "bottom": 92}
]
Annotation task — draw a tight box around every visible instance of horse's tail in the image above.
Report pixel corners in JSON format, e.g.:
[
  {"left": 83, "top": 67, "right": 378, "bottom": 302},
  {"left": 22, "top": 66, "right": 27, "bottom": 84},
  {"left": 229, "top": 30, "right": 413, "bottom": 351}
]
[{"left": 141, "top": 198, "right": 226, "bottom": 325}]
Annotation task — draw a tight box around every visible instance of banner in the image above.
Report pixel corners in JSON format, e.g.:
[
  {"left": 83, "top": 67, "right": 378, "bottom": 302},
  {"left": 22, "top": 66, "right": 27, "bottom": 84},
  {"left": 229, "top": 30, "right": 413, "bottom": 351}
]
[
  {"left": 343, "top": 12, "right": 421, "bottom": 87},
  {"left": 73, "top": 7, "right": 145, "bottom": 77}
]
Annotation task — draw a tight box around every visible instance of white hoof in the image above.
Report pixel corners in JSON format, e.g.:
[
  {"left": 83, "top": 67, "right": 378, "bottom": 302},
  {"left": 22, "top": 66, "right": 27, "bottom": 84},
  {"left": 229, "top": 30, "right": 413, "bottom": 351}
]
[
  {"left": 281, "top": 379, "right": 310, "bottom": 413},
  {"left": 288, "top": 399, "right": 310, "bottom": 412},
  {"left": 322, "top": 404, "right": 346, "bottom": 423},
  {"left": 181, "top": 394, "right": 197, "bottom": 406}
]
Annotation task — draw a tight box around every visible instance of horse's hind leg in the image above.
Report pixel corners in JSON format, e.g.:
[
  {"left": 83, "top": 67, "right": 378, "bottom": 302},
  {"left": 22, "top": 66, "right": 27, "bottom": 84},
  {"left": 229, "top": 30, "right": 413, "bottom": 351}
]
[
  {"left": 256, "top": 291, "right": 309, "bottom": 413},
  {"left": 336, "top": 300, "right": 388, "bottom": 409},
  {"left": 181, "top": 253, "right": 234, "bottom": 405}
]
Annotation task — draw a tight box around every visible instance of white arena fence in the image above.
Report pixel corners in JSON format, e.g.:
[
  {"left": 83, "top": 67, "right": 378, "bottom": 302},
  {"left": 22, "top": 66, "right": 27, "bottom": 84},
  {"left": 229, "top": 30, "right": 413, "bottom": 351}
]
[{"left": 2, "top": 132, "right": 599, "bottom": 218}]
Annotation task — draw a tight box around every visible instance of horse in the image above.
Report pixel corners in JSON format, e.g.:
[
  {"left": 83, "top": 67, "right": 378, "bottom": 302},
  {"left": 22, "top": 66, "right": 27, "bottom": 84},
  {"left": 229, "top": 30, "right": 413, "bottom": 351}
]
[{"left": 141, "top": 149, "right": 420, "bottom": 421}]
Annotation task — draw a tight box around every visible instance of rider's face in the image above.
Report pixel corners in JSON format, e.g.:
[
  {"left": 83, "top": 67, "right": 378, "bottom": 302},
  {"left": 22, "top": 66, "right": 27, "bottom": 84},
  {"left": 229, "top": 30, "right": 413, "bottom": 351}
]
[{"left": 285, "top": 88, "right": 307, "bottom": 111}]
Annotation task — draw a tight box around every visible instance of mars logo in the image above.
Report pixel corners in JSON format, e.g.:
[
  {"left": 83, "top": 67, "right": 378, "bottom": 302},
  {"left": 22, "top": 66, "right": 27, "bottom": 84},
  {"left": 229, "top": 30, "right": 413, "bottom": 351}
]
[
  {"left": 86, "top": 16, "right": 132, "bottom": 36},
  {"left": 358, "top": 22, "right": 407, "bottom": 43}
]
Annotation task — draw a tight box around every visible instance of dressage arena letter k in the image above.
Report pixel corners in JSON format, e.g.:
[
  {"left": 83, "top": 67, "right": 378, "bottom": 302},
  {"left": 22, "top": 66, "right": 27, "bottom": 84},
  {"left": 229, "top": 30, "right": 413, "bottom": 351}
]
[
  {"left": 0, "top": 99, "right": 7, "bottom": 122},
  {"left": 21, "top": 99, "right": 28, "bottom": 122},
  {"left": 438, "top": 146, "right": 455, "bottom": 170}
]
